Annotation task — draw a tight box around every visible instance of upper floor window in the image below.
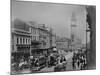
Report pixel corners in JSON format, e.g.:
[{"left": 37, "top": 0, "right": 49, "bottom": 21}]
[
  {"left": 28, "top": 39, "right": 30, "bottom": 44},
  {"left": 23, "top": 38, "right": 25, "bottom": 44},
  {"left": 17, "top": 37, "right": 19, "bottom": 44},
  {"left": 20, "top": 38, "right": 22, "bottom": 44},
  {"left": 25, "top": 38, "right": 27, "bottom": 44},
  {"left": 27, "top": 38, "right": 29, "bottom": 44}
]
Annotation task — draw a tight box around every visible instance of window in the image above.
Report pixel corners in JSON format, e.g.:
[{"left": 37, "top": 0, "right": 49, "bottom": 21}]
[
  {"left": 20, "top": 38, "right": 22, "bottom": 44},
  {"left": 32, "top": 36, "right": 35, "bottom": 41},
  {"left": 33, "top": 29, "right": 36, "bottom": 34},
  {"left": 23, "top": 38, "right": 25, "bottom": 44},
  {"left": 26, "top": 38, "right": 27, "bottom": 44},
  {"left": 29, "top": 28, "right": 31, "bottom": 33},
  {"left": 32, "top": 36, "right": 33, "bottom": 40},
  {"left": 17, "top": 37, "right": 19, "bottom": 44},
  {"left": 18, "top": 37, "right": 20, "bottom": 44},
  {"left": 26, "top": 38, "right": 29, "bottom": 44},
  {"left": 31, "top": 28, "right": 32, "bottom": 33},
  {"left": 22, "top": 38, "right": 23, "bottom": 44},
  {"left": 36, "top": 36, "right": 39, "bottom": 41},
  {"left": 34, "top": 36, "right": 36, "bottom": 40},
  {"left": 34, "top": 29, "right": 36, "bottom": 34},
  {"left": 25, "top": 38, "right": 27, "bottom": 44},
  {"left": 43, "top": 36, "right": 46, "bottom": 39},
  {"left": 28, "top": 39, "right": 30, "bottom": 44}
]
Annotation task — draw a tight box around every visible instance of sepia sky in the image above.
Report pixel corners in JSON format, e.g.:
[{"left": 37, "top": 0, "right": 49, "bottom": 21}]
[{"left": 11, "top": 0, "right": 87, "bottom": 44}]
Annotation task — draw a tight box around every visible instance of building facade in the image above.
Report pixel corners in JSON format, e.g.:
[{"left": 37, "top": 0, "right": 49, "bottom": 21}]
[
  {"left": 11, "top": 19, "right": 31, "bottom": 54},
  {"left": 38, "top": 24, "right": 51, "bottom": 49},
  {"left": 86, "top": 6, "right": 96, "bottom": 69},
  {"left": 28, "top": 21, "right": 40, "bottom": 49},
  {"left": 11, "top": 19, "right": 56, "bottom": 56},
  {"left": 56, "top": 37, "right": 69, "bottom": 51}
]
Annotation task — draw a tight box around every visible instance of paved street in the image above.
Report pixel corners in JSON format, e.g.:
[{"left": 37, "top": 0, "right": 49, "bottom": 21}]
[
  {"left": 39, "top": 66, "right": 55, "bottom": 72},
  {"left": 38, "top": 52, "right": 74, "bottom": 72},
  {"left": 65, "top": 52, "right": 73, "bottom": 71},
  {"left": 12, "top": 52, "right": 74, "bottom": 74},
  {"left": 65, "top": 52, "right": 73, "bottom": 61},
  {"left": 18, "top": 69, "right": 31, "bottom": 74},
  {"left": 39, "top": 52, "right": 74, "bottom": 72}
]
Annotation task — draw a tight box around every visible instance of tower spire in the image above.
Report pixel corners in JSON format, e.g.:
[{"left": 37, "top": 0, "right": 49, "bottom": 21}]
[
  {"left": 71, "top": 12, "right": 77, "bottom": 27},
  {"left": 70, "top": 12, "right": 77, "bottom": 49},
  {"left": 71, "top": 12, "right": 76, "bottom": 22}
]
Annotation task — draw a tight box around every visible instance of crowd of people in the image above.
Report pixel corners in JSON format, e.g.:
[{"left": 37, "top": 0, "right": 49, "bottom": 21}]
[
  {"left": 11, "top": 52, "right": 60, "bottom": 73},
  {"left": 11, "top": 55, "right": 31, "bottom": 72},
  {"left": 11, "top": 48, "right": 87, "bottom": 74},
  {"left": 72, "top": 49, "right": 87, "bottom": 70}
]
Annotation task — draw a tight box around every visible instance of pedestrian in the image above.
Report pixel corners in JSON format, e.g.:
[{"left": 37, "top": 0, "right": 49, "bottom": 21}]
[
  {"left": 19, "top": 58, "right": 24, "bottom": 70},
  {"left": 72, "top": 56, "right": 75, "bottom": 70},
  {"left": 82, "top": 55, "right": 87, "bottom": 70},
  {"left": 72, "top": 52, "right": 76, "bottom": 70}
]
